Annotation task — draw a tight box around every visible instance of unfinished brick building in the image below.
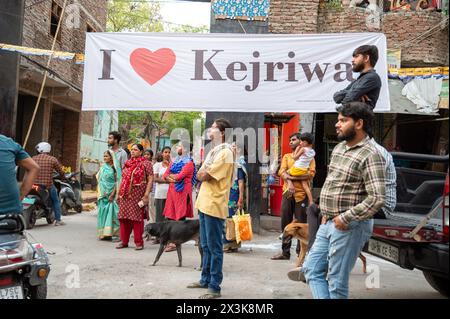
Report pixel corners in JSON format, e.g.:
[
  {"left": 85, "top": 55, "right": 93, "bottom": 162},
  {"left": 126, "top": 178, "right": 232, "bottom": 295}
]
[{"left": 17, "top": 0, "right": 107, "bottom": 171}]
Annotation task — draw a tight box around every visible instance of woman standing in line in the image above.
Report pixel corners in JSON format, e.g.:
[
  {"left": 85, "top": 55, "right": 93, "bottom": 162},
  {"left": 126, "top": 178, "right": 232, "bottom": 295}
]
[{"left": 116, "top": 144, "right": 153, "bottom": 250}]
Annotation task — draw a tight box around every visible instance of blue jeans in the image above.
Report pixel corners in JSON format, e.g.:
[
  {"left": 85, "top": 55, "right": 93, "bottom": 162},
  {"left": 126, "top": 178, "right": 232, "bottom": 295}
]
[
  {"left": 302, "top": 219, "right": 373, "bottom": 299},
  {"left": 199, "top": 211, "right": 224, "bottom": 293},
  {"left": 49, "top": 186, "right": 62, "bottom": 222}
]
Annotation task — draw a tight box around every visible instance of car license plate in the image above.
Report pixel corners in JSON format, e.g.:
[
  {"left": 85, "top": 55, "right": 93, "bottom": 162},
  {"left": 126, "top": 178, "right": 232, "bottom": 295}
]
[
  {"left": 368, "top": 239, "right": 399, "bottom": 263},
  {"left": 0, "top": 285, "right": 24, "bottom": 299}
]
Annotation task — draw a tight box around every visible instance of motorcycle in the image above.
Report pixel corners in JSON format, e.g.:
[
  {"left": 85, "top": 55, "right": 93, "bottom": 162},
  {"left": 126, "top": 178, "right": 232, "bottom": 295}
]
[
  {"left": 0, "top": 214, "right": 50, "bottom": 299},
  {"left": 54, "top": 172, "right": 83, "bottom": 216},
  {"left": 22, "top": 185, "right": 56, "bottom": 230}
]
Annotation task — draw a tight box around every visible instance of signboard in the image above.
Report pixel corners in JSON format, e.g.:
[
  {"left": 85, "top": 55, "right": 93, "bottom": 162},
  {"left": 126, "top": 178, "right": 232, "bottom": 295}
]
[{"left": 82, "top": 33, "right": 390, "bottom": 112}]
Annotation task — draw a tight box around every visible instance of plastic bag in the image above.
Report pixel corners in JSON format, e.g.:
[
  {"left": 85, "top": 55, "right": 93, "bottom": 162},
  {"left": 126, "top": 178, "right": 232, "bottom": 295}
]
[
  {"left": 232, "top": 209, "right": 253, "bottom": 243},
  {"left": 225, "top": 217, "right": 236, "bottom": 241}
]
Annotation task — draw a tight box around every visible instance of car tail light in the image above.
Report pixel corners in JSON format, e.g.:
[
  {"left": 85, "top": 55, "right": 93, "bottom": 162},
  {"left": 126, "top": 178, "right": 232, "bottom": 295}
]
[
  {"left": 443, "top": 174, "right": 449, "bottom": 240},
  {"left": 0, "top": 276, "right": 13, "bottom": 286}
]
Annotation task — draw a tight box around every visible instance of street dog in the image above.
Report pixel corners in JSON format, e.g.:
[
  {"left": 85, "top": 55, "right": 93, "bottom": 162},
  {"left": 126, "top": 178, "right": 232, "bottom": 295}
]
[
  {"left": 143, "top": 220, "right": 203, "bottom": 268},
  {"left": 282, "top": 220, "right": 367, "bottom": 273}
]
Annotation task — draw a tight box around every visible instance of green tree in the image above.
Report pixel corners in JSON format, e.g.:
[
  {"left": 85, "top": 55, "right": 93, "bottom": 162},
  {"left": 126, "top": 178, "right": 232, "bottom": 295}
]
[
  {"left": 109, "top": 1, "right": 206, "bottom": 150},
  {"left": 107, "top": 0, "right": 164, "bottom": 32}
]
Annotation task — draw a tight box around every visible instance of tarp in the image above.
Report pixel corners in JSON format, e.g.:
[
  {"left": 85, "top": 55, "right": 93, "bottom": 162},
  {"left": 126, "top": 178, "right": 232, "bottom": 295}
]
[{"left": 82, "top": 32, "right": 390, "bottom": 112}]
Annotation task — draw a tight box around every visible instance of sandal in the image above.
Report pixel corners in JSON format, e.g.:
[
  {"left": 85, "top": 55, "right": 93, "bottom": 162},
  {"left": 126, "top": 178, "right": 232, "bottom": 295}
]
[
  {"left": 116, "top": 243, "right": 128, "bottom": 249},
  {"left": 164, "top": 243, "right": 177, "bottom": 252},
  {"left": 199, "top": 291, "right": 221, "bottom": 299},
  {"left": 135, "top": 246, "right": 144, "bottom": 251},
  {"left": 187, "top": 282, "right": 208, "bottom": 289}
]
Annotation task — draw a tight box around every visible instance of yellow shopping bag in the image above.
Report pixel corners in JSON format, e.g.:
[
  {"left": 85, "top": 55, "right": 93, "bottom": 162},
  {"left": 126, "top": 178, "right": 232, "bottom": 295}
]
[{"left": 232, "top": 209, "right": 253, "bottom": 243}]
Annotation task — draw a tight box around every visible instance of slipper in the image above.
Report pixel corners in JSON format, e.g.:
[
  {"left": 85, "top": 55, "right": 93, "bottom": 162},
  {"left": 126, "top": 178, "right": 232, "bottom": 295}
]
[
  {"left": 199, "top": 291, "right": 221, "bottom": 299},
  {"left": 187, "top": 282, "right": 208, "bottom": 289},
  {"left": 116, "top": 243, "right": 128, "bottom": 249},
  {"left": 164, "top": 243, "right": 177, "bottom": 252},
  {"left": 135, "top": 246, "right": 144, "bottom": 251}
]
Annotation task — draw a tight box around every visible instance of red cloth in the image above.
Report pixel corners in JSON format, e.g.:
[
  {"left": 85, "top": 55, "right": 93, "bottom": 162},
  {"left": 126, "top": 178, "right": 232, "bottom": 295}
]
[
  {"left": 163, "top": 160, "right": 194, "bottom": 220},
  {"left": 119, "top": 219, "right": 144, "bottom": 247},
  {"left": 118, "top": 160, "right": 153, "bottom": 222},
  {"left": 120, "top": 156, "right": 149, "bottom": 197}
]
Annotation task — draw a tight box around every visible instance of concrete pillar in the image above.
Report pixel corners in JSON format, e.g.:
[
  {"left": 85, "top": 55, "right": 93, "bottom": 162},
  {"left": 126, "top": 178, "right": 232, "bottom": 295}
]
[
  {"left": 0, "top": 0, "right": 25, "bottom": 138},
  {"left": 205, "top": 112, "right": 265, "bottom": 234}
]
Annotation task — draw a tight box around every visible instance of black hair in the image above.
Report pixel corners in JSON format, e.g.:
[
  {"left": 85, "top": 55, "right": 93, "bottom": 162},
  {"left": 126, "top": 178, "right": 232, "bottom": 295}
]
[
  {"left": 214, "top": 118, "right": 232, "bottom": 133},
  {"left": 353, "top": 45, "right": 379, "bottom": 67},
  {"left": 336, "top": 102, "right": 374, "bottom": 137},
  {"left": 289, "top": 132, "right": 301, "bottom": 140},
  {"left": 300, "top": 132, "right": 314, "bottom": 145},
  {"left": 162, "top": 146, "right": 171, "bottom": 152},
  {"left": 144, "top": 149, "right": 154, "bottom": 157},
  {"left": 156, "top": 152, "right": 163, "bottom": 162},
  {"left": 108, "top": 131, "right": 121, "bottom": 143},
  {"left": 132, "top": 144, "right": 144, "bottom": 152},
  {"left": 104, "top": 151, "right": 117, "bottom": 175},
  {"left": 124, "top": 148, "right": 131, "bottom": 159}
]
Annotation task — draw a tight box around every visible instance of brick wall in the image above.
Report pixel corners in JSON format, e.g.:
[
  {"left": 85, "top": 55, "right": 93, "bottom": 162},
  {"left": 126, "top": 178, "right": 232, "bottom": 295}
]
[
  {"left": 22, "top": 0, "right": 108, "bottom": 89},
  {"left": 269, "top": 0, "right": 321, "bottom": 34},
  {"left": 269, "top": 1, "right": 449, "bottom": 66},
  {"left": 80, "top": 111, "right": 95, "bottom": 135}
]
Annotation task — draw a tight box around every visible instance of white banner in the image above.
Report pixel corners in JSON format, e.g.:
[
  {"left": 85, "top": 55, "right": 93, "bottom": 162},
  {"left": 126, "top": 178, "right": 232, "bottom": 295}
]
[{"left": 82, "top": 33, "right": 390, "bottom": 112}]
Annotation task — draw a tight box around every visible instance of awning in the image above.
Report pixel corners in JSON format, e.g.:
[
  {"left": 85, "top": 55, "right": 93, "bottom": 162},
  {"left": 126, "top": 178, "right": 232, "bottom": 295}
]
[{"left": 384, "top": 79, "right": 439, "bottom": 116}]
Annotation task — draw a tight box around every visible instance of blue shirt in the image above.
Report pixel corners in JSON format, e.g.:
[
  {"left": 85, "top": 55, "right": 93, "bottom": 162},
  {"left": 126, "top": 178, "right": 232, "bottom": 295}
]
[
  {"left": 371, "top": 139, "right": 397, "bottom": 214},
  {"left": 0, "top": 135, "right": 30, "bottom": 214}
]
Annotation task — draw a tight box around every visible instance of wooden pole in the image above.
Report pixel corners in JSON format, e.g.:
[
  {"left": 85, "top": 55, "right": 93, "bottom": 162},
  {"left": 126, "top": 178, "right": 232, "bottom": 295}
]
[{"left": 23, "top": 0, "right": 68, "bottom": 149}]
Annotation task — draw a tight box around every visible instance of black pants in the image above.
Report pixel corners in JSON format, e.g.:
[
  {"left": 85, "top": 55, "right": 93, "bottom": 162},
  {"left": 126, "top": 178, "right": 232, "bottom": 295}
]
[
  {"left": 281, "top": 195, "right": 308, "bottom": 257},
  {"left": 306, "top": 203, "right": 321, "bottom": 251}
]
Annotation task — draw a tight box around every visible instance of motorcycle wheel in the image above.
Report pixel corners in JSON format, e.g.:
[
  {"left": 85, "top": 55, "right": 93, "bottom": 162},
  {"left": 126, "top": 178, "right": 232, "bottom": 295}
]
[
  {"left": 76, "top": 204, "right": 83, "bottom": 213},
  {"left": 61, "top": 201, "right": 69, "bottom": 216},
  {"left": 29, "top": 281, "right": 47, "bottom": 299},
  {"left": 46, "top": 210, "right": 55, "bottom": 225},
  {"left": 23, "top": 205, "right": 37, "bottom": 230}
]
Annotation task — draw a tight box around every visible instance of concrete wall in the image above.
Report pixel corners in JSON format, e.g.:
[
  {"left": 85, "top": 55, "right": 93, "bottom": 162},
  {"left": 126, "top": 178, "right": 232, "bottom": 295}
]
[
  {"left": 0, "top": 0, "right": 25, "bottom": 138},
  {"left": 80, "top": 110, "right": 119, "bottom": 161}
]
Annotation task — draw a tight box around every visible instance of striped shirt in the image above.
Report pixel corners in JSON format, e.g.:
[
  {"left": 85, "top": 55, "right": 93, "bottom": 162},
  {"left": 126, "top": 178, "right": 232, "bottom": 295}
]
[
  {"left": 370, "top": 139, "right": 397, "bottom": 215},
  {"left": 320, "top": 136, "right": 386, "bottom": 224}
]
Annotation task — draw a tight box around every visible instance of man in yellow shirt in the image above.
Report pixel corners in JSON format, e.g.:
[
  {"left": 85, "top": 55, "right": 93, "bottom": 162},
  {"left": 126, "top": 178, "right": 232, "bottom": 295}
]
[
  {"left": 271, "top": 132, "right": 316, "bottom": 260},
  {"left": 188, "top": 118, "right": 234, "bottom": 299}
]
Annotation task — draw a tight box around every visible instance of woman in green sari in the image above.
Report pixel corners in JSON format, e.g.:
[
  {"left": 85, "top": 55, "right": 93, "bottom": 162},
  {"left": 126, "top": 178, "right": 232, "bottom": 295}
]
[{"left": 96, "top": 150, "right": 121, "bottom": 240}]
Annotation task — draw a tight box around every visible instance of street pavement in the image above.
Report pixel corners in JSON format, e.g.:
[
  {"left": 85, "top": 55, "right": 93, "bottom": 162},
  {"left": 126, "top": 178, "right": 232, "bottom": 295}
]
[{"left": 27, "top": 211, "right": 445, "bottom": 299}]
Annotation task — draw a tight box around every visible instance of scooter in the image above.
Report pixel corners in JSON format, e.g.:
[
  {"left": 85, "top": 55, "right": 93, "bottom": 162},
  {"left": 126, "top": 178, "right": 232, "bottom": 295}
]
[
  {"left": 22, "top": 185, "right": 56, "bottom": 230},
  {"left": 54, "top": 172, "right": 83, "bottom": 215},
  {"left": 0, "top": 214, "right": 50, "bottom": 299}
]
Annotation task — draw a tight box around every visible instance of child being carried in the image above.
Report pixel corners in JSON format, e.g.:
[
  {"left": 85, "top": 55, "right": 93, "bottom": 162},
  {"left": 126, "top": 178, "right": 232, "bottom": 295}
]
[{"left": 285, "top": 133, "right": 315, "bottom": 206}]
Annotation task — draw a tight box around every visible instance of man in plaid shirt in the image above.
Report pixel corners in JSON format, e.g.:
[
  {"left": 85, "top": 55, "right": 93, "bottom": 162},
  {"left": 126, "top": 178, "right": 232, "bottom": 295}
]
[
  {"left": 32, "top": 142, "right": 66, "bottom": 226},
  {"left": 297, "top": 102, "right": 386, "bottom": 299}
]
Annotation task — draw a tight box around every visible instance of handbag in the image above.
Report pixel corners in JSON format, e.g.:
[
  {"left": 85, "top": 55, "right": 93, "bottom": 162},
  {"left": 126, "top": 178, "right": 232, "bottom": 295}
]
[
  {"left": 225, "top": 217, "right": 236, "bottom": 241},
  {"left": 232, "top": 209, "right": 253, "bottom": 243}
]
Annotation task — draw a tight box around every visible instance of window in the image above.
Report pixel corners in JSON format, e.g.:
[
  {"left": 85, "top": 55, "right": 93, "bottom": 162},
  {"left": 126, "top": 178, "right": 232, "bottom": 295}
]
[{"left": 50, "top": 1, "right": 62, "bottom": 40}]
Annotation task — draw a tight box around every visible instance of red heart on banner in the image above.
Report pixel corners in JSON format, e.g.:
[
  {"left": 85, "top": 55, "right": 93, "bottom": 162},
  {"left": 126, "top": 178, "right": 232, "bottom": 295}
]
[{"left": 130, "top": 48, "right": 176, "bottom": 85}]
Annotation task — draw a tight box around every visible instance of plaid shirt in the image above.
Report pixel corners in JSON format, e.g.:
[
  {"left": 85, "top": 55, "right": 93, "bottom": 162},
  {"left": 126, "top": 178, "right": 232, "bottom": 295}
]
[
  {"left": 32, "top": 153, "right": 65, "bottom": 187},
  {"left": 320, "top": 136, "right": 386, "bottom": 224},
  {"left": 371, "top": 139, "right": 397, "bottom": 215}
]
